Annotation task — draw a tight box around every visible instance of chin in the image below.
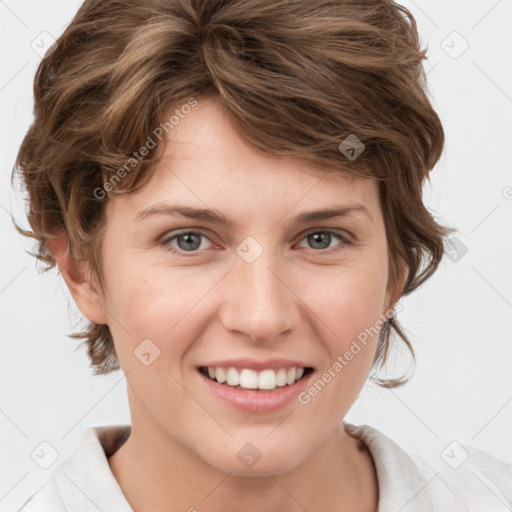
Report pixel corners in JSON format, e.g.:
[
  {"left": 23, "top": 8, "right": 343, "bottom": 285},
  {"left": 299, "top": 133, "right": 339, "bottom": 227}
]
[{"left": 202, "top": 444, "right": 307, "bottom": 477}]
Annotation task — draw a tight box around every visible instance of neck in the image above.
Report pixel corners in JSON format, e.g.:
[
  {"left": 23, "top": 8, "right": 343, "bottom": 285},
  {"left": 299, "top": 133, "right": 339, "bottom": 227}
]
[{"left": 108, "top": 406, "right": 378, "bottom": 512}]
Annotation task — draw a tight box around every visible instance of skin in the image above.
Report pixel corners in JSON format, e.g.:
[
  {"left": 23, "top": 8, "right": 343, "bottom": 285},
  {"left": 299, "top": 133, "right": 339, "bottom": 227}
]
[{"left": 49, "top": 96, "right": 405, "bottom": 512}]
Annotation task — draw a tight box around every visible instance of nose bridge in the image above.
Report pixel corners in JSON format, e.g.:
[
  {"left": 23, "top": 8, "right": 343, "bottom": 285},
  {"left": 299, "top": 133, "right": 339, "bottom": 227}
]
[{"left": 222, "top": 239, "right": 295, "bottom": 340}]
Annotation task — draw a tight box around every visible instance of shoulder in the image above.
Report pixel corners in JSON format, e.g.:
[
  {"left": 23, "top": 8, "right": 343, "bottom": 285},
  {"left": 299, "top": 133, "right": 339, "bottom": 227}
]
[
  {"left": 16, "top": 424, "right": 132, "bottom": 512},
  {"left": 426, "top": 443, "right": 512, "bottom": 511},
  {"left": 343, "top": 422, "right": 512, "bottom": 511}
]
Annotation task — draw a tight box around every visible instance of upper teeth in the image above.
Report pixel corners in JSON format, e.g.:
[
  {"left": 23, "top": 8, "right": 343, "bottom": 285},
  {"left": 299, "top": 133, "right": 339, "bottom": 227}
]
[{"left": 206, "top": 366, "right": 305, "bottom": 390}]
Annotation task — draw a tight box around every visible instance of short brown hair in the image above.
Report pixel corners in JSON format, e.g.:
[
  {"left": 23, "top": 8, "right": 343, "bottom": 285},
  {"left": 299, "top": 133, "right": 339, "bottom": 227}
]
[{"left": 12, "top": 0, "right": 454, "bottom": 387}]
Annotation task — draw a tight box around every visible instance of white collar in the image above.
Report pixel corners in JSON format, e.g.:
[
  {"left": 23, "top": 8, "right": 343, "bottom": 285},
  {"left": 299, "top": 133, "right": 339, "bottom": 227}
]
[
  {"left": 27, "top": 422, "right": 510, "bottom": 511},
  {"left": 53, "top": 425, "right": 133, "bottom": 512},
  {"left": 51, "top": 421, "right": 434, "bottom": 511}
]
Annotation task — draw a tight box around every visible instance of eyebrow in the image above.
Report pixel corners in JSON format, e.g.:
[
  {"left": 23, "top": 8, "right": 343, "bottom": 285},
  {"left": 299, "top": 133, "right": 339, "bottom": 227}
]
[{"left": 134, "top": 202, "right": 373, "bottom": 227}]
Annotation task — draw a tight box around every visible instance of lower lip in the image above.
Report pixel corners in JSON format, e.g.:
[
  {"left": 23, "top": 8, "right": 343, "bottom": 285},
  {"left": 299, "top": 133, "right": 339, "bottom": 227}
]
[{"left": 198, "top": 370, "right": 313, "bottom": 414}]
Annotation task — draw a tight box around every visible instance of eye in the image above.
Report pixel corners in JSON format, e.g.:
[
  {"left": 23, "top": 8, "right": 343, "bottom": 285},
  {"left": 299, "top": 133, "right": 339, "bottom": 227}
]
[
  {"left": 160, "top": 228, "right": 351, "bottom": 256},
  {"left": 161, "top": 231, "right": 214, "bottom": 254},
  {"left": 296, "top": 229, "right": 351, "bottom": 253}
]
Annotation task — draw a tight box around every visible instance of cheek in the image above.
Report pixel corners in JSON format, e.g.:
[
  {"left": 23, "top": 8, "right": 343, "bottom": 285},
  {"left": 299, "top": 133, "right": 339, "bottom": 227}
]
[
  {"left": 308, "top": 260, "right": 388, "bottom": 384},
  {"left": 297, "top": 267, "right": 387, "bottom": 411},
  {"left": 317, "top": 260, "right": 388, "bottom": 336},
  {"left": 101, "top": 257, "right": 215, "bottom": 362}
]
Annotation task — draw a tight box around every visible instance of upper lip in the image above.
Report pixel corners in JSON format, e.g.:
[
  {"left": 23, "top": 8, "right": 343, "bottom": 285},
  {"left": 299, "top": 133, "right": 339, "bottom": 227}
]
[{"left": 198, "top": 358, "right": 314, "bottom": 371}]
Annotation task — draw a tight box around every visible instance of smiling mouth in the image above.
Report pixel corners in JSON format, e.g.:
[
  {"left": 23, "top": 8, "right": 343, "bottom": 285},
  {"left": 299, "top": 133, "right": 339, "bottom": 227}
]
[{"left": 198, "top": 366, "right": 314, "bottom": 391}]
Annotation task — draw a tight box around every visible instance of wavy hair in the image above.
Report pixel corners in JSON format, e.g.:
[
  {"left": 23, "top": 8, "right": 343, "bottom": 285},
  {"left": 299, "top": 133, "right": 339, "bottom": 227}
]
[{"left": 12, "top": 0, "right": 454, "bottom": 387}]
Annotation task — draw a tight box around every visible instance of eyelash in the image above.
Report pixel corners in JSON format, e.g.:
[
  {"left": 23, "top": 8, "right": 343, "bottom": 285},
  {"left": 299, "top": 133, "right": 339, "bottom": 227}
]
[{"left": 160, "top": 229, "right": 352, "bottom": 257}]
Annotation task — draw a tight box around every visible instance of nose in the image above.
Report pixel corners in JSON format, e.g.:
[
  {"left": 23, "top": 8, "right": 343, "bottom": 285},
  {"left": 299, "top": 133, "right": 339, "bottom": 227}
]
[{"left": 218, "top": 248, "right": 300, "bottom": 343}]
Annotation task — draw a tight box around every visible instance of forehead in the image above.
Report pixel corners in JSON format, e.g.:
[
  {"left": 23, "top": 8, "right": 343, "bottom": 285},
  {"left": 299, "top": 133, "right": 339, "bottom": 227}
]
[{"left": 107, "top": 98, "right": 380, "bottom": 220}]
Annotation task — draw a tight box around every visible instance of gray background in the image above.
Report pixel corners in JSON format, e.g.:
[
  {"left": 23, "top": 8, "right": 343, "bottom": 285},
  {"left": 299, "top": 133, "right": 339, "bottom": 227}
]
[{"left": 1, "top": 0, "right": 511, "bottom": 510}]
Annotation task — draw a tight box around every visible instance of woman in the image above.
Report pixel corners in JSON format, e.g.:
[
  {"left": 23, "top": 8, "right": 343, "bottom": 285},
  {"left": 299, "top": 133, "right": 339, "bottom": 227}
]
[{"left": 12, "top": 0, "right": 512, "bottom": 510}]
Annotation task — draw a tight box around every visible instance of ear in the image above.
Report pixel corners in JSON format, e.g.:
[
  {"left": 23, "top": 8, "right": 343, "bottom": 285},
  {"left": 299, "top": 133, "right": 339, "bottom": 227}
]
[
  {"left": 385, "top": 262, "right": 407, "bottom": 317},
  {"left": 46, "top": 232, "right": 109, "bottom": 325}
]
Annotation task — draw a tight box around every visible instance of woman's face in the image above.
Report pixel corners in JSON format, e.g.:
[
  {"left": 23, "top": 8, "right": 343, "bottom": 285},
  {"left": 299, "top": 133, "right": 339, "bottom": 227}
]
[{"left": 96, "top": 96, "right": 394, "bottom": 474}]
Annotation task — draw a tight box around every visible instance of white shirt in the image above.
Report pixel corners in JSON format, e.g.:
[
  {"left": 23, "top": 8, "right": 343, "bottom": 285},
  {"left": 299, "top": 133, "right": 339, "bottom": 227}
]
[{"left": 17, "top": 422, "right": 512, "bottom": 511}]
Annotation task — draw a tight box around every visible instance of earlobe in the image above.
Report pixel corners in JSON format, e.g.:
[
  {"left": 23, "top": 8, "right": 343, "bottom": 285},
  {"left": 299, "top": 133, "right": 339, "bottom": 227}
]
[{"left": 46, "top": 232, "right": 109, "bottom": 325}]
